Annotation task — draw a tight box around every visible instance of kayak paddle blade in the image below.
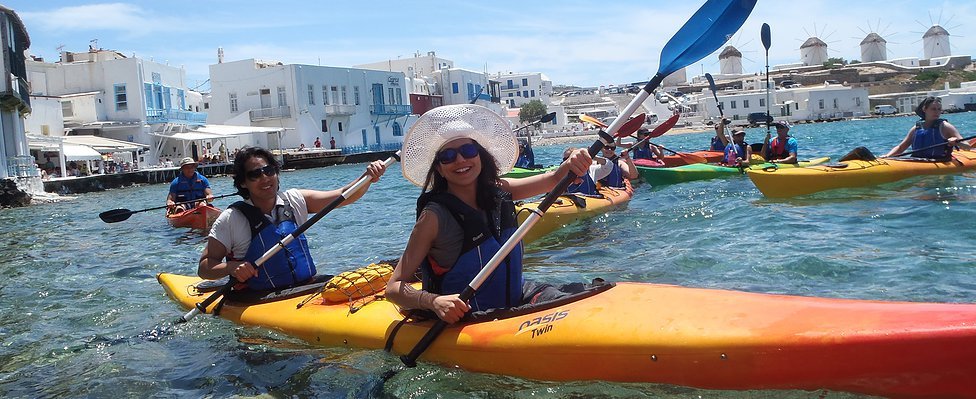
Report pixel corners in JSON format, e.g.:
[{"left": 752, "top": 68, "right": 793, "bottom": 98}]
[{"left": 99, "top": 209, "right": 134, "bottom": 223}]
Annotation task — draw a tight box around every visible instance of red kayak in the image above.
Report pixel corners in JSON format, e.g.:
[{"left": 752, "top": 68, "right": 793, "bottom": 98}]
[
  {"left": 166, "top": 204, "right": 221, "bottom": 230},
  {"left": 634, "top": 151, "right": 723, "bottom": 168}
]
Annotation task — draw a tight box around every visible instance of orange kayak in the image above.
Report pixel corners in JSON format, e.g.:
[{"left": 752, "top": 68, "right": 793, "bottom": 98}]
[
  {"left": 166, "top": 204, "right": 221, "bottom": 230},
  {"left": 158, "top": 271, "right": 976, "bottom": 398}
]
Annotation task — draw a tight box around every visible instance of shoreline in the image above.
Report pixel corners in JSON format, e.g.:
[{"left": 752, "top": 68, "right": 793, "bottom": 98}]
[{"left": 533, "top": 126, "right": 710, "bottom": 147}]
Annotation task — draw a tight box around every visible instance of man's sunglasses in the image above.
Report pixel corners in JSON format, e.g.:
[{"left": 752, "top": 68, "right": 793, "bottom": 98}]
[
  {"left": 245, "top": 164, "right": 279, "bottom": 180},
  {"left": 437, "top": 143, "right": 479, "bottom": 164}
]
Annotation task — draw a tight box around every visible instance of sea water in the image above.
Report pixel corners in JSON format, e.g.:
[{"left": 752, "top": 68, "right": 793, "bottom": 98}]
[{"left": 1, "top": 112, "right": 975, "bottom": 398}]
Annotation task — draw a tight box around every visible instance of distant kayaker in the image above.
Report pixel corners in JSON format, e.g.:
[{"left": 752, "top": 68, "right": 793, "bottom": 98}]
[
  {"left": 167, "top": 157, "right": 214, "bottom": 213},
  {"left": 721, "top": 128, "right": 752, "bottom": 167},
  {"left": 623, "top": 128, "right": 665, "bottom": 161},
  {"left": 710, "top": 119, "right": 731, "bottom": 151},
  {"left": 385, "top": 104, "right": 591, "bottom": 324},
  {"left": 597, "top": 143, "right": 638, "bottom": 188},
  {"left": 198, "top": 147, "right": 387, "bottom": 290},
  {"left": 761, "top": 121, "right": 798, "bottom": 164},
  {"left": 514, "top": 139, "right": 536, "bottom": 169},
  {"left": 563, "top": 147, "right": 602, "bottom": 196},
  {"left": 884, "top": 97, "right": 972, "bottom": 159}
]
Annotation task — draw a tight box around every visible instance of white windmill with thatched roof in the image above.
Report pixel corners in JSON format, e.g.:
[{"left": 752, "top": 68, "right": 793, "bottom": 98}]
[
  {"left": 718, "top": 46, "right": 743, "bottom": 75},
  {"left": 922, "top": 24, "right": 951, "bottom": 59}
]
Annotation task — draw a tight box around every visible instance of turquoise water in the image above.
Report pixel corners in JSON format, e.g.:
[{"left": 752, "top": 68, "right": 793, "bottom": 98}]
[{"left": 2, "top": 113, "right": 976, "bottom": 398}]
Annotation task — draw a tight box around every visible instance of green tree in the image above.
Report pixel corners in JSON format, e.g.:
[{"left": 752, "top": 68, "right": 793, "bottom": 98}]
[
  {"left": 823, "top": 57, "right": 848, "bottom": 68},
  {"left": 519, "top": 100, "right": 547, "bottom": 123}
]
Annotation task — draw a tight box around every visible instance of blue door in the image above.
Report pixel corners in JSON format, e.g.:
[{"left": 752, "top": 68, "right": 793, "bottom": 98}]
[
  {"left": 372, "top": 83, "right": 384, "bottom": 111},
  {"left": 361, "top": 129, "right": 368, "bottom": 147},
  {"left": 374, "top": 126, "right": 381, "bottom": 147}
]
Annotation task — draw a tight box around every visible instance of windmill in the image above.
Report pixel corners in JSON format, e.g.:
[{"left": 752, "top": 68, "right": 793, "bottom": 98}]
[
  {"left": 719, "top": 45, "right": 743, "bottom": 75},
  {"left": 798, "top": 24, "right": 837, "bottom": 66},
  {"left": 913, "top": 9, "right": 961, "bottom": 60},
  {"left": 854, "top": 20, "right": 896, "bottom": 63}
]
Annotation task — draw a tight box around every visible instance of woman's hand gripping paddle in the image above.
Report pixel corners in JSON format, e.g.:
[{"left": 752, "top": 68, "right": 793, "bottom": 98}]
[
  {"left": 99, "top": 193, "right": 237, "bottom": 223},
  {"left": 398, "top": 0, "right": 757, "bottom": 367},
  {"left": 175, "top": 153, "right": 400, "bottom": 324}
]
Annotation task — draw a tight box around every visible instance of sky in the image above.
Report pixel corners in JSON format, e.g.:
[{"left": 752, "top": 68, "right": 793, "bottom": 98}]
[{"left": 11, "top": 0, "right": 976, "bottom": 90}]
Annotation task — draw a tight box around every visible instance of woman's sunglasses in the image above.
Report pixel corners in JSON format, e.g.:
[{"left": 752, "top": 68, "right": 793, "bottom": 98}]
[
  {"left": 245, "top": 164, "right": 279, "bottom": 180},
  {"left": 437, "top": 143, "right": 479, "bottom": 164}
]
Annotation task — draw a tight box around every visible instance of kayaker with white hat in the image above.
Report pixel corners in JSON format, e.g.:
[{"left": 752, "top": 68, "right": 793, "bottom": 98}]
[
  {"left": 385, "top": 104, "right": 592, "bottom": 324},
  {"left": 166, "top": 157, "right": 214, "bottom": 213},
  {"left": 761, "top": 120, "right": 797, "bottom": 164}
]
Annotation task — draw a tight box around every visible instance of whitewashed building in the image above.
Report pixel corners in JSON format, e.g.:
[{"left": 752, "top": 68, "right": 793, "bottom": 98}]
[
  {"left": 719, "top": 46, "right": 743, "bottom": 75},
  {"left": 26, "top": 49, "right": 205, "bottom": 165},
  {"left": 0, "top": 5, "right": 40, "bottom": 206},
  {"left": 698, "top": 89, "right": 769, "bottom": 123},
  {"left": 493, "top": 72, "right": 552, "bottom": 108},
  {"left": 775, "top": 84, "right": 870, "bottom": 120},
  {"left": 207, "top": 58, "right": 411, "bottom": 153}
]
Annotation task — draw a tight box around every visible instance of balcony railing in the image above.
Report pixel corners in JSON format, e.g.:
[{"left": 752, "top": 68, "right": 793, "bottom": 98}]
[
  {"left": 324, "top": 104, "right": 357, "bottom": 116},
  {"left": 146, "top": 108, "right": 208, "bottom": 125},
  {"left": 6, "top": 155, "right": 40, "bottom": 178},
  {"left": 249, "top": 106, "right": 292, "bottom": 121},
  {"left": 369, "top": 104, "right": 412, "bottom": 116}
]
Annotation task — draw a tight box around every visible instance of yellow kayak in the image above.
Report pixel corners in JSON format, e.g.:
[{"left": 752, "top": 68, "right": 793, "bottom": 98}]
[
  {"left": 158, "top": 266, "right": 976, "bottom": 398},
  {"left": 748, "top": 150, "right": 976, "bottom": 198},
  {"left": 517, "top": 179, "right": 633, "bottom": 244}
]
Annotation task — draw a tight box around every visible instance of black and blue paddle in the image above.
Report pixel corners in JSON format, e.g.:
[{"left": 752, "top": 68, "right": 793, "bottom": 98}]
[
  {"left": 99, "top": 193, "right": 237, "bottom": 223},
  {"left": 399, "top": 0, "right": 758, "bottom": 367}
]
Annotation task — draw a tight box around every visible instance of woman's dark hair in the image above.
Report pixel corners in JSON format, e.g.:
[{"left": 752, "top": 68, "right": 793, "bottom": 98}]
[
  {"left": 421, "top": 140, "right": 501, "bottom": 211},
  {"left": 915, "top": 96, "right": 941, "bottom": 118},
  {"left": 232, "top": 146, "right": 280, "bottom": 199}
]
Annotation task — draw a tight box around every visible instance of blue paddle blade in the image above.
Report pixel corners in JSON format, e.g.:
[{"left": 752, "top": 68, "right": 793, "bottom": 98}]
[
  {"left": 659, "top": 0, "right": 758, "bottom": 77},
  {"left": 705, "top": 73, "right": 716, "bottom": 90},
  {"left": 761, "top": 23, "right": 772, "bottom": 50}
]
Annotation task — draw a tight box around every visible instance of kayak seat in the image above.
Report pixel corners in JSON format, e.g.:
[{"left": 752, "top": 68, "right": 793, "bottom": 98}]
[{"left": 466, "top": 279, "right": 614, "bottom": 323}]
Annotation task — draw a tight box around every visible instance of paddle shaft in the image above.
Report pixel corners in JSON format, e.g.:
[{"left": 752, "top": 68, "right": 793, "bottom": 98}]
[
  {"left": 762, "top": 23, "right": 772, "bottom": 137},
  {"left": 892, "top": 134, "right": 976, "bottom": 158},
  {"left": 705, "top": 73, "right": 735, "bottom": 147},
  {"left": 177, "top": 153, "right": 400, "bottom": 324},
  {"left": 401, "top": 131, "right": 615, "bottom": 367}
]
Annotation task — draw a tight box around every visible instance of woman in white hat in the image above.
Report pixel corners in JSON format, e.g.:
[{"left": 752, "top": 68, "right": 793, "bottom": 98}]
[{"left": 385, "top": 104, "right": 592, "bottom": 323}]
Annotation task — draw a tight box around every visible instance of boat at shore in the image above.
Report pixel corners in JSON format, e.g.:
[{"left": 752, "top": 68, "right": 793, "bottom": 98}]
[{"left": 158, "top": 268, "right": 976, "bottom": 398}]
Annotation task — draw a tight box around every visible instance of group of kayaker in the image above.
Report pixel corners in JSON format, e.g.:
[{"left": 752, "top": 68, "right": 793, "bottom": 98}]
[
  {"left": 709, "top": 118, "right": 797, "bottom": 167},
  {"left": 185, "top": 96, "right": 973, "bottom": 325}
]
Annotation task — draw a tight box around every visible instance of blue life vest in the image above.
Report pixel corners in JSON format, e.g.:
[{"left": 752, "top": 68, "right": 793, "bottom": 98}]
[
  {"left": 723, "top": 143, "right": 746, "bottom": 165},
  {"left": 911, "top": 119, "right": 950, "bottom": 159},
  {"left": 515, "top": 146, "right": 536, "bottom": 168},
  {"left": 599, "top": 157, "right": 626, "bottom": 188},
  {"left": 566, "top": 172, "right": 599, "bottom": 196},
  {"left": 710, "top": 136, "right": 725, "bottom": 151},
  {"left": 229, "top": 201, "right": 316, "bottom": 291},
  {"left": 632, "top": 144, "right": 654, "bottom": 160},
  {"left": 417, "top": 191, "right": 523, "bottom": 311},
  {"left": 171, "top": 171, "right": 208, "bottom": 203}
]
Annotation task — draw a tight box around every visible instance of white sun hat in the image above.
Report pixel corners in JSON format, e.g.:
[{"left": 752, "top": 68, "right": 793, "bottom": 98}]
[{"left": 401, "top": 104, "right": 517, "bottom": 187}]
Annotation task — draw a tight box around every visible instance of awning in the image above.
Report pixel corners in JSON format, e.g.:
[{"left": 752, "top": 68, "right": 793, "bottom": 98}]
[
  {"left": 63, "top": 143, "right": 103, "bottom": 161},
  {"left": 149, "top": 124, "right": 287, "bottom": 141},
  {"left": 63, "top": 135, "right": 148, "bottom": 153}
]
